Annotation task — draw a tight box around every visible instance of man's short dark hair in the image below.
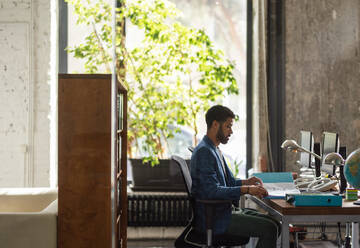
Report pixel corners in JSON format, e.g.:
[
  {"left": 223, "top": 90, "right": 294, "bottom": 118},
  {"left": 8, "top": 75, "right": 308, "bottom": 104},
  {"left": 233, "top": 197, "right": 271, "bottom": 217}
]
[{"left": 205, "top": 105, "right": 235, "bottom": 129}]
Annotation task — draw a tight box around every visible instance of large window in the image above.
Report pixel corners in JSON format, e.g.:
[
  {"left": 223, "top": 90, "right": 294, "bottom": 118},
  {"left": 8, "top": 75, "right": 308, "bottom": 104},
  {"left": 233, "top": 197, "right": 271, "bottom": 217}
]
[
  {"left": 61, "top": 0, "right": 249, "bottom": 178},
  {"left": 167, "top": 0, "right": 248, "bottom": 177}
]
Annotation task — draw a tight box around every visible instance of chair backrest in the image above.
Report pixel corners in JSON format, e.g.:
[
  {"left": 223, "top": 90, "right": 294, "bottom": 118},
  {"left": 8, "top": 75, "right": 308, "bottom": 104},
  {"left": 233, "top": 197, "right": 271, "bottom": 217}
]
[
  {"left": 188, "top": 146, "right": 194, "bottom": 153},
  {"left": 172, "top": 155, "right": 192, "bottom": 196}
]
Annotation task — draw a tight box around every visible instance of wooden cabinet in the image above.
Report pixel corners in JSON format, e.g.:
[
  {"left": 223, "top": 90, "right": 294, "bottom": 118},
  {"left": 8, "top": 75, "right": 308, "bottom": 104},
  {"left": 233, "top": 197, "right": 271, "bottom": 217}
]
[{"left": 58, "top": 74, "right": 127, "bottom": 248}]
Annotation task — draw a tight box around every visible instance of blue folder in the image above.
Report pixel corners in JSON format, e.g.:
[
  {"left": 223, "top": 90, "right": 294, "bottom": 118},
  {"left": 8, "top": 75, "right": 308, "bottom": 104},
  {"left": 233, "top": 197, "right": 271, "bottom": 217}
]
[
  {"left": 253, "top": 172, "right": 299, "bottom": 199},
  {"left": 286, "top": 193, "right": 342, "bottom": 207},
  {"left": 253, "top": 172, "right": 293, "bottom": 183}
]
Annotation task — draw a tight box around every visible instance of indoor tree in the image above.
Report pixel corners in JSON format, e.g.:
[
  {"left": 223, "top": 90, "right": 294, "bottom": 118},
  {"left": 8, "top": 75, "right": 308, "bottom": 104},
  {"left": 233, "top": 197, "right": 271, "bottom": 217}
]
[{"left": 66, "top": 0, "right": 239, "bottom": 165}]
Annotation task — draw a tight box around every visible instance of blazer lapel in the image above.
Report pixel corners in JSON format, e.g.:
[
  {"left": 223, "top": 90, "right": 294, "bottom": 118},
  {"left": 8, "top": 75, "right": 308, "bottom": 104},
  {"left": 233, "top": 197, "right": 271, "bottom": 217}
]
[
  {"left": 203, "top": 136, "right": 227, "bottom": 186},
  {"left": 211, "top": 147, "right": 227, "bottom": 186}
]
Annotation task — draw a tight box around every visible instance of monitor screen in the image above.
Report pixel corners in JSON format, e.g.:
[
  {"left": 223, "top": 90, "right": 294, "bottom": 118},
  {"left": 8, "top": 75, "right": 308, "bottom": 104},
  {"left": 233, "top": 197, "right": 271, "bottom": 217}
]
[
  {"left": 299, "top": 131, "right": 313, "bottom": 168},
  {"left": 321, "top": 132, "right": 339, "bottom": 175}
]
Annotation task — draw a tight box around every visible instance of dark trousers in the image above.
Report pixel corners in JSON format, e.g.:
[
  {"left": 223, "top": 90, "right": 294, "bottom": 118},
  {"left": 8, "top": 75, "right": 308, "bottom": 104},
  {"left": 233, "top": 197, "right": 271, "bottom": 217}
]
[{"left": 224, "top": 208, "right": 281, "bottom": 248}]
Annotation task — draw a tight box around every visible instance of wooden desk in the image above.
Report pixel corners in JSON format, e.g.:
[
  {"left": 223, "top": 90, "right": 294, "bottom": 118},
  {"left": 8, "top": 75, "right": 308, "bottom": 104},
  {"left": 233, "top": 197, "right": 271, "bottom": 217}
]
[{"left": 247, "top": 195, "right": 360, "bottom": 248}]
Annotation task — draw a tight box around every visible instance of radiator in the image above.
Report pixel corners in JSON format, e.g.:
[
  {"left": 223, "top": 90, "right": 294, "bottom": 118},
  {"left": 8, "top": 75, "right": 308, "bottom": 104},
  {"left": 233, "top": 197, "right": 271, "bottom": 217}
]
[{"left": 128, "top": 193, "right": 191, "bottom": 226}]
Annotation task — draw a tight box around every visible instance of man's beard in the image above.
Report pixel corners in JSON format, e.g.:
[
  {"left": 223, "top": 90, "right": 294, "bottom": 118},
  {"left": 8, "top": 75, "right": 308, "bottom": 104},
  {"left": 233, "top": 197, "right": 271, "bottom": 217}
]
[{"left": 216, "top": 125, "right": 229, "bottom": 144}]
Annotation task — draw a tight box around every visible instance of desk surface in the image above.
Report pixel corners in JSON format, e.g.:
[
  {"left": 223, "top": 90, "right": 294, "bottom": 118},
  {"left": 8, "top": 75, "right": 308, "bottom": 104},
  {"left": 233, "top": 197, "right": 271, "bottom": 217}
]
[{"left": 265, "top": 198, "right": 360, "bottom": 215}]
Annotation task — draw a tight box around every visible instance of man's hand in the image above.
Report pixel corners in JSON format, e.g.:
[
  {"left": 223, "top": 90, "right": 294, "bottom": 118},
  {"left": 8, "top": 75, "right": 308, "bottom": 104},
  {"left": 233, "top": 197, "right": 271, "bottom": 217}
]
[
  {"left": 248, "top": 185, "right": 268, "bottom": 198},
  {"left": 243, "top": 176, "right": 264, "bottom": 186}
]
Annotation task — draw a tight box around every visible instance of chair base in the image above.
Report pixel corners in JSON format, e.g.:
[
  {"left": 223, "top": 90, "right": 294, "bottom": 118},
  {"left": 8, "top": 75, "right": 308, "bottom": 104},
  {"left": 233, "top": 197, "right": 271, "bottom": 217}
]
[{"left": 175, "top": 225, "right": 250, "bottom": 248}]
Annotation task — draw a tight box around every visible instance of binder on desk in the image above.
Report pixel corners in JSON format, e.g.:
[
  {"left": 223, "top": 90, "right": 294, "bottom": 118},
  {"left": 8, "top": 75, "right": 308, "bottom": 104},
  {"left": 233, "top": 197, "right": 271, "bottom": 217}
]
[
  {"left": 253, "top": 172, "right": 300, "bottom": 199},
  {"left": 286, "top": 193, "right": 342, "bottom": 207}
]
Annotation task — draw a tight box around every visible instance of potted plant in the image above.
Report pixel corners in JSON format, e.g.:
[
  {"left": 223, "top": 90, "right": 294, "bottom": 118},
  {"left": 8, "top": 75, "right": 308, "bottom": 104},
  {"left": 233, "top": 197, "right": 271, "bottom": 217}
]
[{"left": 66, "top": 0, "right": 239, "bottom": 190}]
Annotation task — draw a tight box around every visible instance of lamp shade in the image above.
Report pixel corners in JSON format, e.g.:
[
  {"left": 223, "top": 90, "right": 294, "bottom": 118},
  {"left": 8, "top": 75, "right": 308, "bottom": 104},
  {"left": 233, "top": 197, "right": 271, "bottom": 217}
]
[{"left": 323, "top": 152, "right": 345, "bottom": 166}]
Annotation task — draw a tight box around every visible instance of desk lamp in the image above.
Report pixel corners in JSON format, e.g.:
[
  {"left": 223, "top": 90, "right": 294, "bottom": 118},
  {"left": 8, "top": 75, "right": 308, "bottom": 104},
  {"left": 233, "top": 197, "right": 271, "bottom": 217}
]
[
  {"left": 281, "top": 140, "right": 321, "bottom": 160},
  {"left": 281, "top": 139, "right": 322, "bottom": 178},
  {"left": 323, "top": 152, "right": 347, "bottom": 194}
]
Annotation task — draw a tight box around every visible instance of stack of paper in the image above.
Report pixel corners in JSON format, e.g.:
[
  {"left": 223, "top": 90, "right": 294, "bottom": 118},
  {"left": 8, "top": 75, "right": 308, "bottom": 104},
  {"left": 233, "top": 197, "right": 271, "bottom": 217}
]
[{"left": 252, "top": 172, "right": 300, "bottom": 199}]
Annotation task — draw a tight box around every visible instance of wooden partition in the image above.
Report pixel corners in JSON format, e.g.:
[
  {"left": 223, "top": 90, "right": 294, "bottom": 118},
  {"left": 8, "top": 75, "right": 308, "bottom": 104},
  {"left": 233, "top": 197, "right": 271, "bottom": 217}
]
[{"left": 58, "top": 74, "right": 127, "bottom": 248}]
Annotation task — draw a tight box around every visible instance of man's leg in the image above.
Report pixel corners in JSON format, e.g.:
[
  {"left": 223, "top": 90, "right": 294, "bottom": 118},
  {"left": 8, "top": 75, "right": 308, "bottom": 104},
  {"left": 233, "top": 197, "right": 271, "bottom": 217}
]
[
  {"left": 241, "top": 208, "right": 281, "bottom": 234},
  {"left": 224, "top": 208, "right": 280, "bottom": 248}
]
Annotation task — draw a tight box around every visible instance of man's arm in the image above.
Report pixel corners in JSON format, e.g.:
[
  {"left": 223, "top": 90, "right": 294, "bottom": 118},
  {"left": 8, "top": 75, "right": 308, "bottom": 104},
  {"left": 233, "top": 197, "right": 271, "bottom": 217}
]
[
  {"left": 227, "top": 168, "right": 243, "bottom": 187},
  {"left": 227, "top": 168, "right": 267, "bottom": 197}
]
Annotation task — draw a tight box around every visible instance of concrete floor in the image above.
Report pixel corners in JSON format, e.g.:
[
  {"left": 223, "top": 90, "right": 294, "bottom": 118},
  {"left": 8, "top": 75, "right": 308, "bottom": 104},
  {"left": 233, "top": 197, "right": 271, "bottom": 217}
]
[
  {"left": 299, "top": 241, "right": 338, "bottom": 248},
  {"left": 127, "top": 239, "right": 175, "bottom": 248},
  {"left": 127, "top": 239, "right": 339, "bottom": 248}
]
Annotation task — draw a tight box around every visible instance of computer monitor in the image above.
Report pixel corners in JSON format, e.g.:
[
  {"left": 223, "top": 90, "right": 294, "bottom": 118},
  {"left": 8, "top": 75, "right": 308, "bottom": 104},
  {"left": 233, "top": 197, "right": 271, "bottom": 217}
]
[
  {"left": 321, "top": 132, "right": 339, "bottom": 175},
  {"left": 299, "top": 131, "right": 314, "bottom": 168}
]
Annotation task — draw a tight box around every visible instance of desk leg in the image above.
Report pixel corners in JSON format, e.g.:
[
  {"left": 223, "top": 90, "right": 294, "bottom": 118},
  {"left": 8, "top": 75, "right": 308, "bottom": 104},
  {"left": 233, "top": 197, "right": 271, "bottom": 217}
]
[
  {"left": 281, "top": 218, "right": 290, "bottom": 248},
  {"left": 352, "top": 222, "right": 359, "bottom": 248}
]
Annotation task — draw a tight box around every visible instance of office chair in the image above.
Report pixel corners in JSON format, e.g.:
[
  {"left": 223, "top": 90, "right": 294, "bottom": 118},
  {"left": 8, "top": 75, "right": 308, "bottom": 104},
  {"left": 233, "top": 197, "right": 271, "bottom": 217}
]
[
  {"left": 188, "top": 146, "right": 194, "bottom": 153},
  {"left": 172, "top": 155, "right": 250, "bottom": 248}
]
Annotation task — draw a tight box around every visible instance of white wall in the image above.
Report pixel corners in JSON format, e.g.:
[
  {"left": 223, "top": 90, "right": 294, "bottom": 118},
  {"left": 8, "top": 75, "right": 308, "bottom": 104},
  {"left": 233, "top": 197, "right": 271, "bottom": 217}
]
[{"left": 0, "top": 0, "right": 56, "bottom": 187}]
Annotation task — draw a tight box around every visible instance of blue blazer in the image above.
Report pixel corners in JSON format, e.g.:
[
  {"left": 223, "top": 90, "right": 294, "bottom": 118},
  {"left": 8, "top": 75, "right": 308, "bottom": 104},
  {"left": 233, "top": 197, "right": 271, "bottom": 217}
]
[{"left": 190, "top": 135, "right": 242, "bottom": 235}]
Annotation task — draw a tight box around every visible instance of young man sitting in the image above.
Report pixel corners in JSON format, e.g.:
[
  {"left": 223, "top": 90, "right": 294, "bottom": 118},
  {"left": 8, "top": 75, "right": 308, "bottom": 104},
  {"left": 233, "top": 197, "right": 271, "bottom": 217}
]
[{"left": 190, "top": 105, "right": 280, "bottom": 248}]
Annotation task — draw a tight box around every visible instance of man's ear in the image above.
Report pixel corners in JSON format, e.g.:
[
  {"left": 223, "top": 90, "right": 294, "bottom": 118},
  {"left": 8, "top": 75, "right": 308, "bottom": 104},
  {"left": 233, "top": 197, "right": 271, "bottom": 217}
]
[{"left": 212, "top": 120, "right": 219, "bottom": 129}]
